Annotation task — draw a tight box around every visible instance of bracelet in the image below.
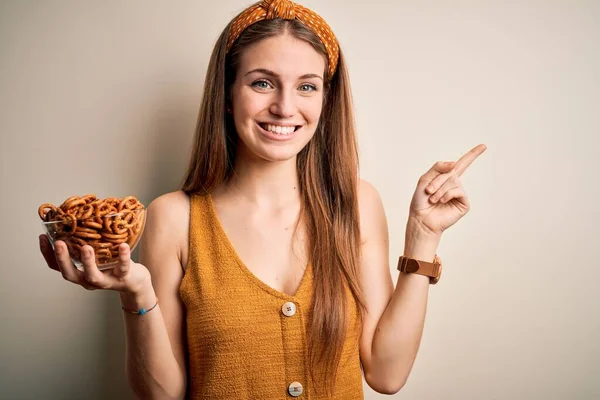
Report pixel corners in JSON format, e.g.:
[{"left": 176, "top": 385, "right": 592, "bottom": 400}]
[{"left": 121, "top": 298, "right": 159, "bottom": 316}]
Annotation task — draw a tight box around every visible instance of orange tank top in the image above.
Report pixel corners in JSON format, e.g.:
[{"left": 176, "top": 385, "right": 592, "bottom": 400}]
[{"left": 180, "top": 193, "right": 364, "bottom": 399}]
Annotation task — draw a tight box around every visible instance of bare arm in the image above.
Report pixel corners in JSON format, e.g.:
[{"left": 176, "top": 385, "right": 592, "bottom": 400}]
[
  {"left": 122, "top": 192, "right": 189, "bottom": 399},
  {"left": 39, "top": 191, "right": 190, "bottom": 399},
  {"left": 359, "top": 147, "right": 485, "bottom": 393},
  {"left": 357, "top": 180, "right": 438, "bottom": 394}
]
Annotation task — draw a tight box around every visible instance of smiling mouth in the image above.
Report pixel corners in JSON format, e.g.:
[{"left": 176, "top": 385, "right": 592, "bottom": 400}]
[{"left": 258, "top": 122, "right": 301, "bottom": 135}]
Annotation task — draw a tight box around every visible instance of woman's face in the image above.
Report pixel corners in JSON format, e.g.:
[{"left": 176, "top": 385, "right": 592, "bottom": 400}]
[{"left": 230, "top": 33, "right": 326, "bottom": 163}]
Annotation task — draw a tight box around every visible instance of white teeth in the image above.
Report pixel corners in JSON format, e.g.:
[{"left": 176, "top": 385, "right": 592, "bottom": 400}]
[{"left": 264, "top": 124, "right": 295, "bottom": 135}]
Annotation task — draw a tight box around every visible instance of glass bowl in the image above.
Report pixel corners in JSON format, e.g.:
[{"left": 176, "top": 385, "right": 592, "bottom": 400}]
[{"left": 42, "top": 208, "right": 146, "bottom": 271}]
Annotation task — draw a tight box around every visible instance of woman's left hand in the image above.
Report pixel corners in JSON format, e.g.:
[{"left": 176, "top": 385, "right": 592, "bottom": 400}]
[{"left": 408, "top": 144, "right": 487, "bottom": 237}]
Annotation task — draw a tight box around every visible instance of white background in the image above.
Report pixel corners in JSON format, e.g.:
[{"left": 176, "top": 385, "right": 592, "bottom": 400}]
[{"left": 1, "top": 1, "right": 598, "bottom": 398}]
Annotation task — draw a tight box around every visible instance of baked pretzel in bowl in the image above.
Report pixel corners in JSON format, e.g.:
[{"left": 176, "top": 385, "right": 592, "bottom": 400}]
[{"left": 39, "top": 194, "right": 146, "bottom": 270}]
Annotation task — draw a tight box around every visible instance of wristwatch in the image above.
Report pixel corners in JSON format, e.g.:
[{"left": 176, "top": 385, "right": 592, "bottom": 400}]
[{"left": 397, "top": 254, "right": 443, "bottom": 284}]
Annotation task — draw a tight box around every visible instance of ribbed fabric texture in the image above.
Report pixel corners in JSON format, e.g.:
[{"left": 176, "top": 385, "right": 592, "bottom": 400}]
[{"left": 180, "top": 193, "right": 364, "bottom": 399}]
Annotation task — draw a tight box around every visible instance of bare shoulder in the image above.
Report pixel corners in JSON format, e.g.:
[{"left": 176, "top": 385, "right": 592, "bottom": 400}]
[
  {"left": 358, "top": 178, "right": 387, "bottom": 241},
  {"left": 358, "top": 178, "right": 382, "bottom": 207},
  {"left": 147, "top": 190, "right": 190, "bottom": 222},
  {"left": 143, "top": 190, "right": 190, "bottom": 268}
]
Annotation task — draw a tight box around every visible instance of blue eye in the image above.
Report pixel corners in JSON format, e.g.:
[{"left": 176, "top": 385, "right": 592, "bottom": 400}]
[
  {"left": 252, "top": 80, "right": 272, "bottom": 89},
  {"left": 299, "top": 84, "right": 317, "bottom": 92}
]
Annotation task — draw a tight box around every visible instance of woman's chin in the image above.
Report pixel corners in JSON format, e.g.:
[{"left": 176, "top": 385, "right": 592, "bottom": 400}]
[
  {"left": 258, "top": 147, "right": 301, "bottom": 162},
  {"left": 238, "top": 143, "right": 302, "bottom": 163}
]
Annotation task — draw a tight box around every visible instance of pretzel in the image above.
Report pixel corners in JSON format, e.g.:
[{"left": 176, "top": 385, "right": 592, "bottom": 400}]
[{"left": 39, "top": 194, "right": 146, "bottom": 266}]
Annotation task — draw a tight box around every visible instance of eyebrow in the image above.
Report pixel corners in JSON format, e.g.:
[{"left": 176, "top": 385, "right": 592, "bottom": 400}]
[{"left": 245, "top": 68, "right": 323, "bottom": 81}]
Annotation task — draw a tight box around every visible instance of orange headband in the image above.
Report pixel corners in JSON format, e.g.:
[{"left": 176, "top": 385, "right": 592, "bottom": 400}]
[{"left": 226, "top": 0, "right": 339, "bottom": 79}]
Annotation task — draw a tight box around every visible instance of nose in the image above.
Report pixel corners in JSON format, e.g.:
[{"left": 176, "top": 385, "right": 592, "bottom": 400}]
[{"left": 269, "top": 90, "right": 296, "bottom": 118}]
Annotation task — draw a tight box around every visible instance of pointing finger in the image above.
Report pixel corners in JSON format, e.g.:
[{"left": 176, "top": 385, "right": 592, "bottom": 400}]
[{"left": 454, "top": 144, "right": 487, "bottom": 176}]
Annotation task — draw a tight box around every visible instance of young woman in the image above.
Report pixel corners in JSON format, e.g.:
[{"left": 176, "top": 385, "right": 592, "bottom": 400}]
[{"left": 39, "top": 0, "right": 486, "bottom": 398}]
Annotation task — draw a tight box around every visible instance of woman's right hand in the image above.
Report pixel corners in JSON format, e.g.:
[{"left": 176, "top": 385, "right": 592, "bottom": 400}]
[{"left": 39, "top": 234, "right": 152, "bottom": 295}]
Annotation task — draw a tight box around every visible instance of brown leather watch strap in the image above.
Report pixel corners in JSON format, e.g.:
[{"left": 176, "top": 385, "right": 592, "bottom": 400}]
[{"left": 397, "top": 255, "right": 442, "bottom": 284}]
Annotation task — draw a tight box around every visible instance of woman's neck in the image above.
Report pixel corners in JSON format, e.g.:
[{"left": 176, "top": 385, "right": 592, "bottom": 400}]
[{"left": 222, "top": 153, "right": 301, "bottom": 211}]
